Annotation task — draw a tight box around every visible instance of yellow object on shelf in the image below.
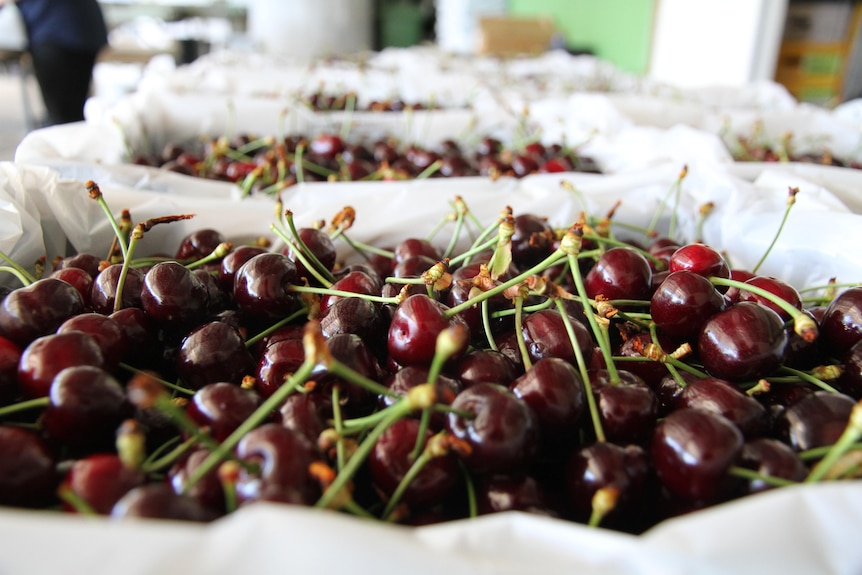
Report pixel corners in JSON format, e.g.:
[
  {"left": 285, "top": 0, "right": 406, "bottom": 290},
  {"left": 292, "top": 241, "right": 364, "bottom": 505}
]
[{"left": 775, "top": 2, "right": 862, "bottom": 106}]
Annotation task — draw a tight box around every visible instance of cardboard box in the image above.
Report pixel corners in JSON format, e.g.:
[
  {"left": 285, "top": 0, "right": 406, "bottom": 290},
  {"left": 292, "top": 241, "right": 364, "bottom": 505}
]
[{"left": 477, "top": 17, "right": 557, "bottom": 56}]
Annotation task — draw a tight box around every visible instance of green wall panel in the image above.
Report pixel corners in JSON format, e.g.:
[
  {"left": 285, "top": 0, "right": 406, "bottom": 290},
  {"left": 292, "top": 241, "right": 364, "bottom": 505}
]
[{"left": 507, "top": 0, "right": 655, "bottom": 74}]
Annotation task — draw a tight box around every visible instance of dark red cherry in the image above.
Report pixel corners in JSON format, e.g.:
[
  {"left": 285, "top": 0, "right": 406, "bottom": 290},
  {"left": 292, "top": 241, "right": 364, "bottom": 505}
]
[
  {"left": 379, "top": 365, "right": 462, "bottom": 429},
  {"left": 650, "top": 270, "right": 727, "bottom": 340},
  {"left": 475, "top": 474, "right": 553, "bottom": 516},
  {"left": 308, "top": 132, "right": 344, "bottom": 159},
  {"left": 369, "top": 418, "right": 459, "bottom": 510},
  {"left": 735, "top": 438, "right": 807, "bottom": 495},
  {"left": 175, "top": 228, "right": 226, "bottom": 262},
  {"left": 387, "top": 294, "right": 469, "bottom": 368},
  {"left": 0, "top": 277, "right": 85, "bottom": 347},
  {"left": 235, "top": 423, "right": 319, "bottom": 506},
  {"left": 820, "top": 287, "right": 862, "bottom": 358},
  {"left": 737, "top": 276, "right": 802, "bottom": 321},
  {"left": 233, "top": 253, "right": 300, "bottom": 326},
  {"left": 0, "top": 336, "right": 22, "bottom": 404},
  {"left": 43, "top": 365, "right": 133, "bottom": 450},
  {"left": 650, "top": 408, "right": 743, "bottom": 503},
  {"left": 141, "top": 261, "right": 210, "bottom": 331},
  {"left": 90, "top": 264, "right": 144, "bottom": 314},
  {"left": 0, "top": 426, "right": 58, "bottom": 507},
  {"left": 52, "top": 252, "right": 102, "bottom": 279},
  {"left": 175, "top": 320, "right": 255, "bottom": 390},
  {"left": 255, "top": 337, "right": 305, "bottom": 398},
  {"left": 111, "top": 483, "right": 215, "bottom": 522},
  {"left": 674, "top": 376, "right": 768, "bottom": 439},
  {"left": 563, "top": 442, "right": 652, "bottom": 527},
  {"left": 185, "top": 382, "right": 262, "bottom": 442},
  {"left": 47, "top": 267, "right": 93, "bottom": 308},
  {"left": 449, "top": 348, "right": 518, "bottom": 388},
  {"left": 61, "top": 453, "right": 146, "bottom": 514},
  {"left": 590, "top": 370, "right": 659, "bottom": 445},
  {"left": 668, "top": 243, "right": 730, "bottom": 282},
  {"left": 285, "top": 227, "right": 337, "bottom": 285},
  {"left": 320, "top": 269, "right": 383, "bottom": 312},
  {"left": 509, "top": 357, "right": 586, "bottom": 446},
  {"left": 57, "top": 312, "right": 130, "bottom": 370},
  {"left": 278, "top": 391, "right": 332, "bottom": 445},
  {"left": 18, "top": 332, "right": 105, "bottom": 399},
  {"left": 697, "top": 302, "right": 788, "bottom": 382},
  {"left": 446, "top": 382, "right": 539, "bottom": 475},
  {"left": 168, "top": 448, "right": 225, "bottom": 514},
  {"left": 776, "top": 391, "right": 855, "bottom": 451},
  {"left": 584, "top": 247, "right": 652, "bottom": 302},
  {"left": 218, "top": 245, "right": 267, "bottom": 292},
  {"left": 511, "top": 214, "right": 556, "bottom": 270},
  {"left": 497, "top": 309, "right": 593, "bottom": 370}
]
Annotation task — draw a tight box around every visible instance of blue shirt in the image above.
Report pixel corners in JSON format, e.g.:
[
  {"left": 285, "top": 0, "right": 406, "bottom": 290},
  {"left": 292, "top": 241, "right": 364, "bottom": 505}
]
[{"left": 17, "top": 0, "right": 108, "bottom": 52}]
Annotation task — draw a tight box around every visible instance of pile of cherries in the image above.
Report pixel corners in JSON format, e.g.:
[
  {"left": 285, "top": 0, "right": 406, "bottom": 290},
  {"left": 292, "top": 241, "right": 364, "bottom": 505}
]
[
  {"left": 728, "top": 129, "right": 862, "bottom": 170},
  {"left": 0, "top": 182, "right": 860, "bottom": 535},
  {"left": 131, "top": 131, "right": 601, "bottom": 194},
  {"left": 301, "top": 91, "right": 445, "bottom": 113}
]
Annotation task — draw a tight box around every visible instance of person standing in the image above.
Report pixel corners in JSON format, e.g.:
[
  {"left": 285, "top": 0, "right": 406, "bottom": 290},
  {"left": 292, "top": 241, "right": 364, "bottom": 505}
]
[{"left": 10, "top": 0, "right": 108, "bottom": 126}]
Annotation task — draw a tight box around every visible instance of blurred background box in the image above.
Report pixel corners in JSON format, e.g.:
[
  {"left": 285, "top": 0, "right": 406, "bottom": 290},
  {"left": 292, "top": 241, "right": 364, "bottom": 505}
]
[{"left": 476, "top": 17, "right": 557, "bottom": 56}]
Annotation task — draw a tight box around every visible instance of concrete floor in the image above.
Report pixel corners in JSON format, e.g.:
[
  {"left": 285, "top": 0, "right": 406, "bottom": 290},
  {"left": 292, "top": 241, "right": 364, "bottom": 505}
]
[{"left": 0, "top": 56, "right": 45, "bottom": 161}]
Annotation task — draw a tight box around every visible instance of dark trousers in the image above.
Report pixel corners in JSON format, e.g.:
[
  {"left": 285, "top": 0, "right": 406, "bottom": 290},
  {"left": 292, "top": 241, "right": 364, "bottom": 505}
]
[{"left": 28, "top": 42, "right": 99, "bottom": 126}]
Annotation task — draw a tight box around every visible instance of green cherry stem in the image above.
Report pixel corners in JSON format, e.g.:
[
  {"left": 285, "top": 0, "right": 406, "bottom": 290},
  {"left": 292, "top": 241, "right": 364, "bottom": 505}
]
[{"left": 752, "top": 187, "right": 798, "bottom": 275}]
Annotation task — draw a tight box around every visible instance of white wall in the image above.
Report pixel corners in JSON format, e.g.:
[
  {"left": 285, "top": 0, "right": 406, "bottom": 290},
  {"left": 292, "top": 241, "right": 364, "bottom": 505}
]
[{"left": 649, "top": 0, "right": 789, "bottom": 88}]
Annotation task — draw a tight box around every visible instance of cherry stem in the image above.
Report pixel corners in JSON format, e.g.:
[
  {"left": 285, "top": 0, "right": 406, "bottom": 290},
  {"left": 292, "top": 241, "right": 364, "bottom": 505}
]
[
  {"left": 316, "top": 396, "right": 415, "bottom": 510},
  {"left": 119, "top": 363, "right": 195, "bottom": 396},
  {"left": 513, "top": 294, "right": 533, "bottom": 370},
  {"left": 87, "top": 180, "right": 129, "bottom": 261},
  {"left": 645, "top": 165, "right": 687, "bottom": 242},
  {"left": 805, "top": 400, "right": 862, "bottom": 482},
  {"left": 0, "top": 265, "right": 33, "bottom": 287},
  {"left": 244, "top": 306, "right": 311, "bottom": 349},
  {"left": 727, "top": 466, "right": 799, "bottom": 488},
  {"left": 384, "top": 431, "right": 448, "bottom": 521},
  {"left": 775, "top": 366, "right": 840, "bottom": 393},
  {"left": 331, "top": 386, "right": 346, "bottom": 471},
  {"left": 416, "top": 159, "right": 443, "bottom": 180},
  {"left": 339, "top": 93, "right": 356, "bottom": 141},
  {"left": 752, "top": 187, "right": 798, "bottom": 275},
  {"left": 288, "top": 284, "right": 398, "bottom": 306},
  {"left": 57, "top": 486, "right": 98, "bottom": 516},
  {"left": 140, "top": 435, "right": 195, "bottom": 474},
  {"left": 334, "top": 233, "right": 396, "bottom": 260},
  {"left": 587, "top": 486, "right": 618, "bottom": 528},
  {"left": 554, "top": 298, "right": 605, "bottom": 442},
  {"left": 444, "top": 249, "right": 566, "bottom": 319},
  {"left": 457, "top": 458, "right": 478, "bottom": 519},
  {"left": 184, "top": 242, "right": 232, "bottom": 271},
  {"left": 0, "top": 396, "right": 49, "bottom": 418},
  {"left": 708, "top": 276, "right": 817, "bottom": 341}
]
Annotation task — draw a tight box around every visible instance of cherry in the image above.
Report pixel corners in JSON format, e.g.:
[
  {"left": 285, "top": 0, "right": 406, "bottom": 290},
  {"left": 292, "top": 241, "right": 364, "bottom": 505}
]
[
  {"left": 308, "top": 132, "right": 344, "bottom": 159},
  {"left": 584, "top": 247, "right": 653, "bottom": 302},
  {"left": 0, "top": 277, "right": 85, "bottom": 347},
  {"left": 387, "top": 294, "right": 469, "bottom": 368},
  {"left": 474, "top": 474, "right": 553, "bottom": 516},
  {"left": 320, "top": 269, "right": 383, "bottom": 312},
  {"left": 235, "top": 423, "right": 320, "bottom": 506},
  {"left": 0, "top": 426, "right": 58, "bottom": 507},
  {"left": 0, "top": 336, "right": 22, "bottom": 405},
  {"left": 838, "top": 339, "right": 862, "bottom": 398},
  {"left": 175, "top": 228, "right": 226, "bottom": 262},
  {"left": 819, "top": 287, "right": 862, "bottom": 358},
  {"left": 650, "top": 407, "right": 743, "bottom": 503},
  {"left": 218, "top": 245, "right": 267, "bottom": 292},
  {"left": 393, "top": 238, "right": 441, "bottom": 266},
  {"left": 52, "top": 252, "right": 102, "bottom": 279},
  {"left": 497, "top": 308, "right": 594, "bottom": 370},
  {"left": 185, "top": 382, "right": 262, "bottom": 442},
  {"left": 590, "top": 370, "right": 659, "bottom": 445},
  {"left": 175, "top": 320, "right": 255, "bottom": 390},
  {"left": 232, "top": 253, "right": 300, "bottom": 327},
  {"left": 47, "top": 267, "right": 93, "bottom": 308},
  {"left": 109, "top": 307, "right": 159, "bottom": 367},
  {"left": 509, "top": 357, "right": 586, "bottom": 446},
  {"left": 615, "top": 331, "right": 679, "bottom": 389},
  {"left": 18, "top": 331, "right": 105, "bottom": 399},
  {"left": 737, "top": 276, "right": 802, "bottom": 321},
  {"left": 650, "top": 270, "right": 727, "bottom": 340},
  {"left": 369, "top": 418, "right": 459, "bottom": 511},
  {"left": 697, "top": 302, "right": 788, "bottom": 382},
  {"left": 319, "top": 295, "right": 387, "bottom": 353},
  {"left": 61, "top": 453, "right": 146, "bottom": 514},
  {"left": 141, "top": 261, "right": 210, "bottom": 332},
  {"left": 278, "top": 391, "right": 332, "bottom": 445},
  {"left": 90, "top": 264, "right": 144, "bottom": 315},
  {"left": 379, "top": 365, "right": 462, "bottom": 429},
  {"left": 57, "top": 312, "right": 130, "bottom": 370},
  {"left": 168, "top": 447, "right": 225, "bottom": 514},
  {"left": 446, "top": 382, "right": 539, "bottom": 475},
  {"left": 111, "top": 482, "right": 215, "bottom": 522},
  {"left": 735, "top": 438, "right": 807, "bottom": 495},
  {"left": 776, "top": 391, "right": 855, "bottom": 451},
  {"left": 511, "top": 214, "right": 555, "bottom": 269},
  {"left": 449, "top": 348, "right": 517, "bottom": 389},
  {"left": 255, "top": 337, "right": 305, "bottom": 398},
  {"left": 43, "top": 365, "right": 133, "bottom": 451},
  {"left": 668, "top": 243, "right": 731, "bottom": 282},
  {"left": 311, "top": 332, "right": 385, "bottom": 416},
  {"left": 674, "top": 376, "right": 768, "bottom": 438},
  {"left": 563, "top": 442, "right": 652, "bottom": 528},
  {"left": 285, "top": 227, "right": 337, "bottom": 284},
  {"left": 724, "top": 268, "right": 756, "bottom": 303}
]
